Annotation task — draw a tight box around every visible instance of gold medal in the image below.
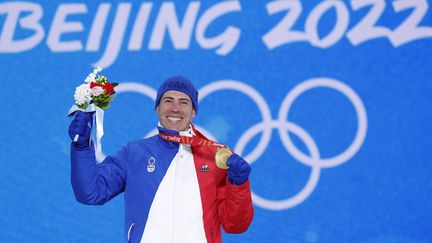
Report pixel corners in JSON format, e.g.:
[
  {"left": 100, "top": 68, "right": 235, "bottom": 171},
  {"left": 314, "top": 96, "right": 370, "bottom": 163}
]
[{"left": 215, "top": 148, "right": 232, "bottom": 170}]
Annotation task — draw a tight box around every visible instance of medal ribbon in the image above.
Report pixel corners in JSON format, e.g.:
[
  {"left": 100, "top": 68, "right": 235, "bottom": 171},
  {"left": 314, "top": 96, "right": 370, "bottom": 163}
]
[
  {"left": 158, "top": 124, "right": 226, "bottom": 148},
  {"left": 158, "top": 125, "right": 232, "bottom": 169},
  {"left": 158, "top": 131, "right": 226, "bottom": 148}
]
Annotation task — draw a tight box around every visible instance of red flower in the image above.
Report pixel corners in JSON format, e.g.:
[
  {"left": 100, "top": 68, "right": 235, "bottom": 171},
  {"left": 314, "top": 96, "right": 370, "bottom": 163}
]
[
  {"left": 90, "top": 82, "right": 101, "bottom": 89},
  {"left": 103, "top": 82, "right": 115, "bottom": 95},
  {"left": 90, "top": 82, "right": 115, "bottom": 95}
]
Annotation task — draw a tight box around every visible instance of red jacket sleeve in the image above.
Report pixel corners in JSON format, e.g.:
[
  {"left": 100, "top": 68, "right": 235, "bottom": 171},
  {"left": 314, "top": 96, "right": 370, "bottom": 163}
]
[{"left": 217, "top": 178, "right": 254, "bottom": 233}]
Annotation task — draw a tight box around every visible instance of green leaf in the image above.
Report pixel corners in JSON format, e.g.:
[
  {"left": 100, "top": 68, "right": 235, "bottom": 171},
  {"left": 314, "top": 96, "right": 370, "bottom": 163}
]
[
  {"left": 99, "top": 103, "right": 110, "bottom": 110},
  {"left": 100, "top": 96, "right": 112, "bottom": 102},
  {"left": 78, "top": 103, "right": 88, "bottom": 109}
]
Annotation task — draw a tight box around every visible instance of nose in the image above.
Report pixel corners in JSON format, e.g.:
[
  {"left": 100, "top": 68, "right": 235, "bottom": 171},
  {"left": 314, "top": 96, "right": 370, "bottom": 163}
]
[{"left": 170, "top": 101, "right": 181, "bottom": 112}]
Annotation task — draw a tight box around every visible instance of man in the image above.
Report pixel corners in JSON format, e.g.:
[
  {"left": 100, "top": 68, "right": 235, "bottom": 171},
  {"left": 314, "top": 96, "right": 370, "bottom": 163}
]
[{"left": 68, "top": 76, "right": 254, "bottom": 243}]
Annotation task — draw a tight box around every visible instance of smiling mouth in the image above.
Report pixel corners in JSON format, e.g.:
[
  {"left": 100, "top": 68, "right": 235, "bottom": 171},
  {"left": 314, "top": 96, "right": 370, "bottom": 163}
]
[{"left": 167, "top": 117, "right": 181, "bottom": 122}]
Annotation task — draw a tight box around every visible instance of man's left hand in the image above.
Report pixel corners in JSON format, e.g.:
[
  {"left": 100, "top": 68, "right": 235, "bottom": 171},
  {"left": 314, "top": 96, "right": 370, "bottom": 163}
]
[{"left": 226, "top": 154, "right": 251, "bottom": 185}]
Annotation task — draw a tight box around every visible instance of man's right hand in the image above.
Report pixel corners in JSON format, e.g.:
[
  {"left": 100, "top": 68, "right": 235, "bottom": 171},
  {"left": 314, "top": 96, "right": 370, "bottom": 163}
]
[{"left": 68, "top": 111, "right": 93, "bottom": 148}]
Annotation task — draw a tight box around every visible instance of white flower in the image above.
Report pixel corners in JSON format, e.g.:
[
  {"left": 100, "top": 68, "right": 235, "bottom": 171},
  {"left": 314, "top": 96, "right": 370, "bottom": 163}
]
[
  {"left": 74, "top": 83, "right": 91, "bottom": 105},
  {"left": 93, "top": 67, "right": 102, "bottom": 74},
  {"left": 84, "top": 76, "right": 95, "bottom": 83},
  {"left": 90, "top": 86, "right": 104, "bottom": 97},
  {"left": 84, "top": 72, "right": 96, "bottom": 83}
]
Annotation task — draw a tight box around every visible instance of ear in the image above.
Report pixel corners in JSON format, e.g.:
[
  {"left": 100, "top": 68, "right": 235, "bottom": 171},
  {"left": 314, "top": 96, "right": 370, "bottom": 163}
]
[
  {"left": 192, "top": 109, "right": 196, "bottom": 118},
  {"left": 156, "top": 106, "right": 160, "bottom": 115}
]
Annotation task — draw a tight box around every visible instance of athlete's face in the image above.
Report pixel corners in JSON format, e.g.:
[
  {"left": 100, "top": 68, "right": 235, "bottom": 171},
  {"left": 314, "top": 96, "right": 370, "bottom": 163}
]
[{"left": 156, "top": 90, "right": 196, "bottom": 131}]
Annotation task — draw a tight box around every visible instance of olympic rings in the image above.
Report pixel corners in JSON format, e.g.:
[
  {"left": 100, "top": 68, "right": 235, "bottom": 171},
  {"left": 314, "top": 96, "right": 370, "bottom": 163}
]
[
  {"left": 236, "top": 120, "right": 321, "bottom": 210},
  {"left": 101, "top": 77, "right": 368, "bottom": 211},
  {"left": 278, "top": 78, "right": 367, "bottom": 168},
  {"left": 199, "top": 80, "right": 273, "bottom": 162}
]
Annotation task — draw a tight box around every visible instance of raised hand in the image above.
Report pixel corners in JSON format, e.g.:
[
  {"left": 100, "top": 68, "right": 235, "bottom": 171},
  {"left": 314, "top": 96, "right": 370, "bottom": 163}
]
[
  {"left": 68, "top": 111, "right": 93, "bottom": 148},
  {"left": 226, "top": 154, "right": 251, "bottom": 185}
]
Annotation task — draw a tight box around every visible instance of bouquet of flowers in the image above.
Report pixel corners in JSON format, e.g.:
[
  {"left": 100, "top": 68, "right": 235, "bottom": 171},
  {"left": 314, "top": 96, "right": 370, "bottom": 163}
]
[
  {"left": 74, "top": 67, "right": 118, "bottom": 110},
  {"left": 69, "top": 67, "right": 118, "bottom": 153}
]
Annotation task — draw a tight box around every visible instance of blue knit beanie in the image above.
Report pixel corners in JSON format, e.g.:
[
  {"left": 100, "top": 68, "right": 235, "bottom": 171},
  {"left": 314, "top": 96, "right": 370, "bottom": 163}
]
[{"left": 155, "top": 76, "right": 198, "bottom": 113}]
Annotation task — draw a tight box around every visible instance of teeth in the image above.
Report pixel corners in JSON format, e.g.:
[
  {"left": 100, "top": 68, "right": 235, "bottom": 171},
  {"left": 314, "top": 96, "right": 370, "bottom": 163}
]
[{"left": 167, "top": 117, "right": 181, "bottom": 121}]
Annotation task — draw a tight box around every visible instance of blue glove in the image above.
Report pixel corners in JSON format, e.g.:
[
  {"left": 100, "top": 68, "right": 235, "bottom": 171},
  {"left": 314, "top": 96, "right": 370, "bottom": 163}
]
[
  {"left": 226, "top": 154, "right": 251, "bottom": 185},
  {"left": 68, "top": 111, "right": 93, "bottom": 148}
]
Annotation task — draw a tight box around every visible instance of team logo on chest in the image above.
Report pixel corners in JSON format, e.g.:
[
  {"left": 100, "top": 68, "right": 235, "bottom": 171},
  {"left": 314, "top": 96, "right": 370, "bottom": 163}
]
[
  {"left": 200, "top": 163, "right": 211, "bottom": 173},
  {"left": 147, "top": 157, "right": 156, "bottom": 172}
]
